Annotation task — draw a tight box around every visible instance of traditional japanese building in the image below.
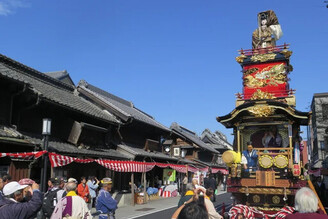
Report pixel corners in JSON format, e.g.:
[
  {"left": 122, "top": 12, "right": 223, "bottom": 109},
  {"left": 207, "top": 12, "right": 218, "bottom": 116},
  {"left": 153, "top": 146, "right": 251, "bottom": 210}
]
[
  {"left": 0, "top": 53, "right": 129, "bottom": 181},
  {"left": 307, "top": 92, "right": 328, "bottom": 168}
]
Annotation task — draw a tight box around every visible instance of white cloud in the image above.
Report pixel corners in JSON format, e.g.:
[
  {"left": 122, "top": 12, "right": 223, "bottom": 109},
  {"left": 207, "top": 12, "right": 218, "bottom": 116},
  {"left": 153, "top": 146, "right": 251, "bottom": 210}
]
[{"left": 0, "top": 0, "right": 29, "bottom": 16}]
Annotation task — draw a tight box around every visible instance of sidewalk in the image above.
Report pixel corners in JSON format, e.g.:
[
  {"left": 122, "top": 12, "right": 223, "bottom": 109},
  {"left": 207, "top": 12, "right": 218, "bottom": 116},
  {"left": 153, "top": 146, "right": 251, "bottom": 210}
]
[{"left": 114, "top": 189, "right": 227, "bottom": 219}]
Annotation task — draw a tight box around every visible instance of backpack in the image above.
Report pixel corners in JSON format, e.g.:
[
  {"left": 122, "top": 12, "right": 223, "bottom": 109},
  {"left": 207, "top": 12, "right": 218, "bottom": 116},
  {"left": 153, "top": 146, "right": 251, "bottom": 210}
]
[{"left": 42, "top": 188, "right": 61, "bottom": 217}]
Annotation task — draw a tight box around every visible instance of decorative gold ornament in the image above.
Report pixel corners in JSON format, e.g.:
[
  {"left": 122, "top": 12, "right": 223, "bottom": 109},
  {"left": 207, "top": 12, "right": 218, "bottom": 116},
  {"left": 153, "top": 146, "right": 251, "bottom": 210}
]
[
  {"left": 280, "top": 49, "right": 293, "bottom": 59},
  {"left": 239, "top": 187, "right": 292, "bottom": 195},
  {"left": 259, "top": 155, "right": 273, "bottom": 168},
  {"left": 244, "top": 68, "right": 259, "bottom": 76},
  {"left": 251, "top": 90, "right": 275, "bottom": 100},
  {"left": 253, "top": 195, "right": 261, "bottom": 203},
  {"left": 272, "top": 195, "right": 280, "bottom": 204},
  {"left": 256, "top": 206, "right": 283, "bottom": 211},
  {"left": 244, "top": 64, "right": 286, "bottom": 88},
  {"left": 236, "top": 54, "right": 247, "bottom": 63},
  {"left": 274, "top": 155, "right": 288, "bottom": 168},
  {"left": 250, "top": 53, "right": 276, "bottom": 62},
  {"left": 248, "top": 105, "right": 275, "bottom": 117}
]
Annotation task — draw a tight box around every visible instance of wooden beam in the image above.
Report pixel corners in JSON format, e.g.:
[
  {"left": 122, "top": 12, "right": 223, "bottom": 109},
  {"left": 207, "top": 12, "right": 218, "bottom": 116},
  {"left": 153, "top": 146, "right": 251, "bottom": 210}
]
[{"left": 131, "top": 173, "right": 135, "bottom": 206}]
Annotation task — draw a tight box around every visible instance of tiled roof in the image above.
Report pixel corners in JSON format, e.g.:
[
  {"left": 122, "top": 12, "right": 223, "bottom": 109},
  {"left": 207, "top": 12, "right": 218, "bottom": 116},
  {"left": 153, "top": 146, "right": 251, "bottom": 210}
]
[
  {"left": 117, "top": 144, "right": 178, "bottom": 161},
  {"left": 48, "top": 142, "right": 129, "bottom": 160},
  {"left": 45, "top": 70, "right": 75, "bottom": 87},
  {"left": 77, "top": 80, "right": 170, "bottom": 132},
  {"left": 0, "top": 54, "right": 119, "bottom": 124},
  {"left": 0, "top": 126, "right": 24, "bottom": 139},
  {"left": 0, "top": 127, "right": 128, "bottom": 159},
  {"left": 170, "top": 123, "right": 219, "bottom": 154},
  {"left": 26, "top": 136, "right": 129, "bottom": 160},
  {"left": 193, "top": 158, "right": 226, "bottom": 168},
  {"left": 201, "top": 129, "right": 233, "bottom": 150}
]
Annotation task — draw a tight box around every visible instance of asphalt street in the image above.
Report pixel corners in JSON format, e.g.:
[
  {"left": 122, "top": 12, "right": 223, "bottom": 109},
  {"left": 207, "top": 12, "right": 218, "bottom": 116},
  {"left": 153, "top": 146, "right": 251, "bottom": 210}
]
[{"left": 132, "top": 192, "right": 233, "bottom": 219}]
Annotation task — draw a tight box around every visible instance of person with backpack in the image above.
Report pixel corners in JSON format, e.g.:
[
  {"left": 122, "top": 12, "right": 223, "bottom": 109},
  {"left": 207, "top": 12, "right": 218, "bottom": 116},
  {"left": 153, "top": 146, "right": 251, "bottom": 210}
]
[
  {"left": 42, "top": 177, "right": 65, "bottom": 218},
  {"left": 77, "top": 176, "right": 90, "bottom": 204},
  {"left": 51, "top": 181, "right": 91, "bottom": 219},
  {"left": 0, "top": 181, "right": 43, "bottom": 219}
]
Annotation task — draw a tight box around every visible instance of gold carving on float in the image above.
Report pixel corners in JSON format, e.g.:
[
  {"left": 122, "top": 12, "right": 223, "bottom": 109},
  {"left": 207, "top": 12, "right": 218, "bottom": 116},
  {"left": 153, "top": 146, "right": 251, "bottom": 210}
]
[
  {"left": 250, "top": 53, "right": 276, "bottom": 62},
  {"left": 256, "top": 207, "right": 282, "bottom": 211},
  {"left": 280, "top": 49, "right": 293, "bottom": 59},
  {"left": 239, "top": 187, "right": 292, "bottom": 195},
  {"left": 244, "top": 68, "right": 259, "bottom": 76},
  {"left": 236, "top": 54, "right": 247, "bottom": 63},
  {"left": 244, "top": 64, "right": 286, "bottom": 88},
  {"left": 272, "top": 195, "right": 280, "bottom": 204},
  {"left": 248, "top": 105, "right": 275, "bottom": 117},
  {"left": 251, "top": 90, "right": 275, "bottom": 100},
  {"left": 253, "top": 195, "right": 261, "bottom": 203}
]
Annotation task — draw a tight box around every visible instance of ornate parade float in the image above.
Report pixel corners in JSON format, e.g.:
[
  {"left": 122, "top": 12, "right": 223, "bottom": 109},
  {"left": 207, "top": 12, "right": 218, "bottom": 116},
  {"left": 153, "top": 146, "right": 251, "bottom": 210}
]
[{"left": 217, "top": 10, "right": 322, "bottom": 218}]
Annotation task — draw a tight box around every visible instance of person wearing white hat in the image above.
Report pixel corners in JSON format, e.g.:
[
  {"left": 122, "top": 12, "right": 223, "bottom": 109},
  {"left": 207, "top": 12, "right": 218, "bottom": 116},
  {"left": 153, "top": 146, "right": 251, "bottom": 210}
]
[
  {"left": 0, "top": 181, "right": 43, "bottom": 219},
  {"left": 96, "top": 178, "right": 118, "bottom": 219}
]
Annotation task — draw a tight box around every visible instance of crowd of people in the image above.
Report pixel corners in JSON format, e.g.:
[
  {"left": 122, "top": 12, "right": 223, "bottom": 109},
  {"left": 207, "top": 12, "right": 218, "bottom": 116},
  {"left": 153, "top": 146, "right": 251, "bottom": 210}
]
[{"left": 0, "top": 174, "right": 117, "bottom": 219}]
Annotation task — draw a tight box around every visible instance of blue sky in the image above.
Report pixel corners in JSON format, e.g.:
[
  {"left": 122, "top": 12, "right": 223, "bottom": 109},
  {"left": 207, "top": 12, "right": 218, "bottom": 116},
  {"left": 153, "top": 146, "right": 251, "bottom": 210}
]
[{"left": 0, "top": 0, "right": 327, "bottom": 143}]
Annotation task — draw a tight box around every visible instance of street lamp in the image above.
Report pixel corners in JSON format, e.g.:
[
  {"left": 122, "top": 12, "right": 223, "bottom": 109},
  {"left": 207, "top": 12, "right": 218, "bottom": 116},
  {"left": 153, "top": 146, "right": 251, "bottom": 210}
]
[
  {"left": 42, "top": 118, "right": 51, "bottom": 135},
  {"left": 181, "top": 149, "right": 187, "bottom": 158},
  {"left": 41, "top": 118, "right": 51, "bottom": 193}
]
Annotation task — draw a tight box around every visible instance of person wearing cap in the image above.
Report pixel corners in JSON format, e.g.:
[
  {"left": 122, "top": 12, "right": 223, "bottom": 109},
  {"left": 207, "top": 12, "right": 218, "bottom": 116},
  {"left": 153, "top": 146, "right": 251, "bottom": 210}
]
[
  {"left": 242, "top": 142, "right": 258, "bottom": 172},
  {"left": 0, "top": 181, "right": 43, "bottom": 219},
  {"left": 96, "top": 177, "right": 118, "bottom": 219},
  {"left": 18, "top": 178, "right": 35, "bottom": 202},
  {"left": 51, "top": 181, "right": 91, "bottom": 219},
  {"left": 48, "top": 177, "right": 65, "bottom": 203}
]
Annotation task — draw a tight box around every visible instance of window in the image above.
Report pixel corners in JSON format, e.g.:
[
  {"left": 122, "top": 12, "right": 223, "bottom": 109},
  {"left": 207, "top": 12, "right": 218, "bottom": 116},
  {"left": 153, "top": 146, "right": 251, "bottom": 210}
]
[
  {"left": 322, "top": 104, "right": 328, "bottom": 120},
  {"left": 320, "top": 141, "right": 326, "bottom": 150}
]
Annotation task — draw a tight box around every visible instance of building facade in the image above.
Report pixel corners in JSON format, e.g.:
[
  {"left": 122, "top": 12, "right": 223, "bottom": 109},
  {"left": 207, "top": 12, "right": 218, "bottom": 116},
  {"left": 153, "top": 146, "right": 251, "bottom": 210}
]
[{"left": 308, "top": 93, "right": 328, "bottom": 168}]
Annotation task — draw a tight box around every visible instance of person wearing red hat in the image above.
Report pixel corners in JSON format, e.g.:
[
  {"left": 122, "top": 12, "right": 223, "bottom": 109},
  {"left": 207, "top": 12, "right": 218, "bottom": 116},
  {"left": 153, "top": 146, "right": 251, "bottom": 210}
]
[{"left": 18, "top": 178, "right": 36, "bottom": 202}]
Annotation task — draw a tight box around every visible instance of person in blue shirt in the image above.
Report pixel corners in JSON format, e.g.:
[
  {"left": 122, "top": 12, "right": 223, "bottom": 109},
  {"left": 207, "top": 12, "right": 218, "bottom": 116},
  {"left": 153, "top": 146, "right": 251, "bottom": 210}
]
[
  {"left": 242, "top": 142, "right": 258, "bottom": 171},
  {"left": 96, "top": 178, "right": 117, "bottom": 219}
]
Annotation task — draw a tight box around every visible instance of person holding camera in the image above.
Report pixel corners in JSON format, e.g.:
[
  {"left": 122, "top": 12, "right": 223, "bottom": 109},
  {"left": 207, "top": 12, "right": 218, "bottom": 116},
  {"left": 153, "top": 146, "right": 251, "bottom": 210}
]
[{"left": 172, "top": 187, "right": 222, "bottom": 219}]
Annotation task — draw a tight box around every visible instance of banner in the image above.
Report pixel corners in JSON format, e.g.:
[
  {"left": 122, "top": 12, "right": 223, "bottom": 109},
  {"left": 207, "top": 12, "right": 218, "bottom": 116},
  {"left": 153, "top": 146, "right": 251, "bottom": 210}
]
[
  {"left": 0, "top": 151, "right": 47, "bottom": 159},
  {"left": 1, "top": 151, "right": 224, "bottom": 174},
  {"left": 163, "top": 169, "right": 176, "bottom": 182}
]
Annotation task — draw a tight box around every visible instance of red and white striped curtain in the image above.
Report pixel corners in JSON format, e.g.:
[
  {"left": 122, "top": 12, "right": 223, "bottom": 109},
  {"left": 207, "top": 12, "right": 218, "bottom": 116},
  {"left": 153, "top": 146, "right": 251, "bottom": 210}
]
[
  {"left": 212, "top": 168, "right": 229, "bottom": 175},
  {"left": 0, "top": 150, "right": 47, "bottom": 159},
  {"left": 49, "top": 152, "right": 78, "bottom": 167},
  {"left": 187, "top": 165, "right": 198, "bottom": 173},
  {"left": 95, "top": 160, "right": 155, "bottom": 173},
  {"left": 155, "top": 162, "right": 170, "bottom": 168},
  {"left": 1, "top": 151, "right": 223, "bottom": 174},
  {"left": 169, "top": 164, "right": 187, "bottom": 173}
]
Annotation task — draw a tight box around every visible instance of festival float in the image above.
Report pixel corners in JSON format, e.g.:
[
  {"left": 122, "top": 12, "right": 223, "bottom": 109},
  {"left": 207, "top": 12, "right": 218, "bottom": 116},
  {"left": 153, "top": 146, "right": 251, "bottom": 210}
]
[{"left": 217, "top": 10, "right": 323, "bottom": 218}]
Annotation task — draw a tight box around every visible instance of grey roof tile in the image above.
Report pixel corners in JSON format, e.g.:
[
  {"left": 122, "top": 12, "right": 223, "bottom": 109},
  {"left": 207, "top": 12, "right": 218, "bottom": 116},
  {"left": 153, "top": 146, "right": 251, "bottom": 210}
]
[
  {"left": 201, "top": 129, "right": 233, "bottom": 150},
  {"left": 170, "top": 123, "right": 219, "bottom": 154},
  {"left": 77, "top": 80, "right": 169, "bottom": 131},
  {"left": 45, "top": 70, "right": 75, "bottom": 87},
  {"left": 0, "top": 54, "right": 119, "bottom": 124},
  {"left": 26, "top": 136, "right": 129, "bottom": 160},
  {"left": 117, "top": 144, "right": 178, "bottom": 161}
]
